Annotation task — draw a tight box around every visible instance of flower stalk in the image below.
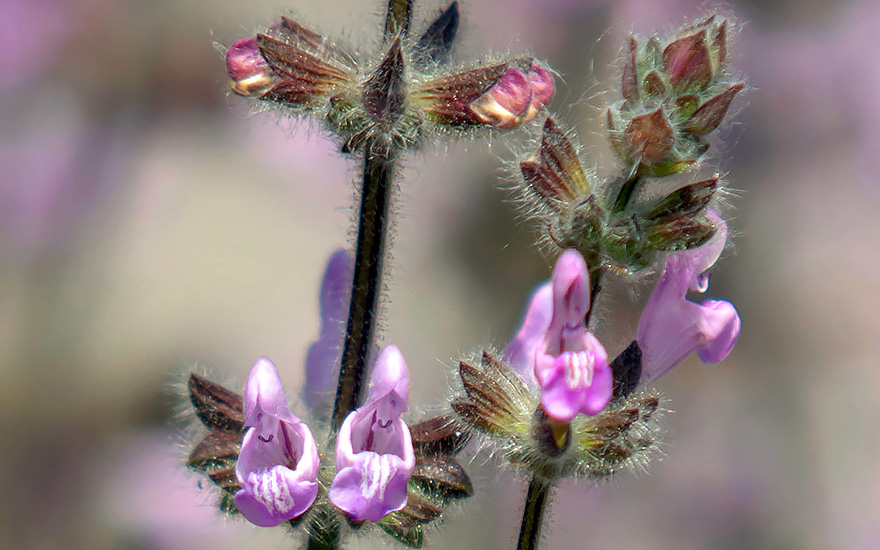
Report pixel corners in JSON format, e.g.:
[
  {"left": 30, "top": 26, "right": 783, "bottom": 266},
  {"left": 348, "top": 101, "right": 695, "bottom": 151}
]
[
  {"left": 517, "top": 475, "right": 553, "bottom": 550},
  {"left": 332, "top": 147, "right": 396, "bottom": 430},
  {"left": 331, "top": 0, "right": 413, "bottom": 431}
]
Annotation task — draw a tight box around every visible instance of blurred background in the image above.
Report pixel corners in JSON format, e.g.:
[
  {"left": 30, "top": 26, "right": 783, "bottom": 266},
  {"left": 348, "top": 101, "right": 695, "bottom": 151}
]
[{"left": 2, "top": 0, "right": 877, "bottom": 548}]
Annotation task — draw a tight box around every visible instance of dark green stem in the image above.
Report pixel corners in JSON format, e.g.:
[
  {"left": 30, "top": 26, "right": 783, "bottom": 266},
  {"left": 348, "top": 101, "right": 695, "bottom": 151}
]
[
  {"left": 517, "top": 476, "right": 552, "bottom": 550},
  {"left": 331, "top": 147, "right": 394, "bottom": 431},
  {"left": 307, "top": 527, "right": 340, "bottom": 550},
  {"left": 612, "top": 168, "right": 643, "bottom": 213}
]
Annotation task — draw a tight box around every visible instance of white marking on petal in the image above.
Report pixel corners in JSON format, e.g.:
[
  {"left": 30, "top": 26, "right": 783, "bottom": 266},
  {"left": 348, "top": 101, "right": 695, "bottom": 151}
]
[
  {"left": 564, "top": 351, "right": 594, "bottom": 389},
  {"left": 359, "top": 453, "right": 396, "bottom": 501},
  {"left": 249, "top": 466, "right": 295, "bottom": 515}
]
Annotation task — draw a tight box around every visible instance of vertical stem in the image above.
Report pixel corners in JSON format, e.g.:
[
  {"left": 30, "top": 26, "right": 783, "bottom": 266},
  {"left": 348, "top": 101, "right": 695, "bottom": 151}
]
[
  {"left": 331, "top": 147, "right": 394, "bottom": 430},
  {"left": 307, "top": 529, "right": 340, "bottom": 550},
  {"left": 517, "top": 476, "right": 552, "bottom": 550}
]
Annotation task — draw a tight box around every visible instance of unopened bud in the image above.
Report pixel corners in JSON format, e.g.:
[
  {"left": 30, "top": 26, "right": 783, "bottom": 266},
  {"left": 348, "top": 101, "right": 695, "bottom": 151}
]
[
  {"left": 663, "top": 30, "right": 713, "bottom": 93},
  {"left": 642, "top": 70, "right": 667, "bottom": 98},
  {"left": 520, "top": 118, "right": 590, "bottom": 203},
  {"left": 710, "top": 19, "right": 728, "bottom": 71},
  {"left": 527, "top": 63, "right": 555, "bottom": 111},
  {"left": 226, "top": 37, "right": 279, "bottom": 97},
  {"left": 470, "top": 67, "right": 532, "bottom": 129},
  {"left": 624, "top": 108, "right": 674, "bottom": 165},
  {"left": 645, "top": 214, "right": 717, "bottom": 252}
]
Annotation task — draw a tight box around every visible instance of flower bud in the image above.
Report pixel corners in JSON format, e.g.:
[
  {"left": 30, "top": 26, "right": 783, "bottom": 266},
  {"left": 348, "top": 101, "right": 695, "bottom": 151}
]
[
  {"left": 226, "top": 37, "right": 280, "bottom": 97},
  {"left": 662, "top": 30, "right": 713, "bottom": 93},
  {"left": 526, "top": 62, "right": 555, "bottom": 114},
  {"left": 469, "top": 67, "right": 533, "bottom": 129},
  {"left": 624, "top": 108, "right": 674, "bottom": 165},
  {"left": 519, "top": 118, "right": 590, "bottom": 203},
  {"left": 415, "top": 58, "right": 553, "bottom": 130}
]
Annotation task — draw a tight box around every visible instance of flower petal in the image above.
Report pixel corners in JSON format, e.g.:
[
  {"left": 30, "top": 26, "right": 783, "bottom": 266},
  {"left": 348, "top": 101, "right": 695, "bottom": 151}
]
[
  {"left": 243, "top": 358, "right": 297, "bottom": 430},
  {"left": 695, "top": 299, "right": 741, "bottom": 364},
  {"left": 544, "top": 249, "right": 591, "bottom": 357},
  {"left": 304, "top": 248, "right": 353, "bottom": 412},
  {"left": 536, "top": 335, "right": 612, "bottom": 422},
  {"left": 366, "top": 345, "right": 410, "bottom": 411},
  {"left": 234, "top": 463, "right": 319, "bottom": 526},
  {"left": 673, "top": 209, "right": 727, "bottom": 291},
  {"left": 329, "top": 452, "right": 411, "bottom": 522},
  {"left": 503, "top": 282, "right": 552, "bottom": 377},
  {"left": 637, "top": 223, "right": 741, "bottom": 384}
]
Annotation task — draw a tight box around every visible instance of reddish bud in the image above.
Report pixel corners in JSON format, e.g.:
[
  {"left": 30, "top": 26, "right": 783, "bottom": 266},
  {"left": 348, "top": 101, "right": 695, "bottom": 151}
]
[
  {"left": 624, "top": 108, "right": 674, "bottom": 165},
  {"left": 527, "top": 62, "right": 555, "bottom": 110},
  {"left": 663, "top": 30, "right": 713, "bottom": 92},
  {"left": 684, "top": 82, "right": 744, "bottom": 135},
  {"left": 470, "top": 67, "right": 533, "bottom": 129},
  {"left": 226, "top": 37, "right": 279, "bottom": 97},
  {"left": 414, "top": 61, "right": 511, "bottom": 126}
]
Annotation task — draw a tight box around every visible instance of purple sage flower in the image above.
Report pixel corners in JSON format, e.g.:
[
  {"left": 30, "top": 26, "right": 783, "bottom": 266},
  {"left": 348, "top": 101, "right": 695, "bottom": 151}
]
[
  {"left": 504, "top": 282, "right": 553, "bottom": 378},
  {"left": 234, "top": 358, "right": 319, "bottom": 527},
  {"left": 304, "top": 248, "right": 353, "bottom": 412},
  {"left": 329, "top": 345, "right": 415, "bottom": 522},
  {"left": 637, "top": 211, "right": 741, "bottom": 383},
  {"left": 505, "top": 250, "right": 613, "bottom": 422}
]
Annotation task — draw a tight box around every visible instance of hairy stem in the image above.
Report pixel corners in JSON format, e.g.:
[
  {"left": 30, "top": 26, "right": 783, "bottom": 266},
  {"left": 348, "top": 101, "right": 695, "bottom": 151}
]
[
  {"left": 517, "top": 476, "right": 553, "bottom": 550},
  {"left": 307, "top": 529, "right": 340, "bottom": 550},
  {"left": 306, "top": 510, "right": 341, "bottom": 550},
  {"left": 331, "top": 147, "right": 395, "bottom": 430}
]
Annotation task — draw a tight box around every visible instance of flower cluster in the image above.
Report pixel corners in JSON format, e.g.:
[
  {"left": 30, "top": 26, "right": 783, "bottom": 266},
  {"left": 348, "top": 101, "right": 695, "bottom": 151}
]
[
  {"left": 451, "top": 236, "right": 739, "bottom": 482},
  {"left": 224, "top": 8, "right": 554, "bottom": 153},
  {"left": 189, "top": 345, "right": 416, "bottom": 526},
  {"left": 187, "top": 249, "right": 473, "bottom": 548},
  {"left": 186, "top": 4, "right": 748, "bottom": 549},
  {"left": 517, "top": 117, "right": 722, "bottom": 274},
  {"left": 607, "top": 15, "right": 745, "bottom": 176}
]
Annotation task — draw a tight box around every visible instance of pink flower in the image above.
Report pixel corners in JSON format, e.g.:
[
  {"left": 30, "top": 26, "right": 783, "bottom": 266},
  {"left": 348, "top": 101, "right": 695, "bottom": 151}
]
[
  {"left": 637, "top": 211, "right": 741, "bottom": 383},
  {"left": 304, "top": 249, "right": 353, "bottom": 413},
  {"left": 504, "top": 250, "right": 613, "bottom": 422},
  {"left": 469, "top": 62, "right": 556, "bottom": 128},
  {"left": 329, "top": 345, "right": 415, "bottom": 522},
  {"left": 234, "top": 358, "right": 319, "bottom": 527}
]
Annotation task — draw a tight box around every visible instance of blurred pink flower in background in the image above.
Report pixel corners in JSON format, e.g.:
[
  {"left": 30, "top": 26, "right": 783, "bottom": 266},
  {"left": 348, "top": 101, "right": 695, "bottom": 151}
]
[{"left": 0, "top": 0, "right": 70, "bottom": 90}]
